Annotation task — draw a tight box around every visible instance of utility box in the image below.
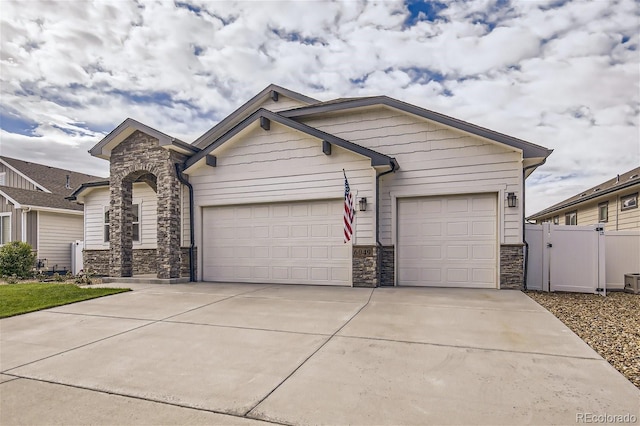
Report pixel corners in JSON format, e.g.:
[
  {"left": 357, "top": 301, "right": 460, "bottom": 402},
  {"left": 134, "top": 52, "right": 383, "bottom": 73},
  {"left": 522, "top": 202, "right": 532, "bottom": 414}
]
[
  {"left": 71, "top": 240, "right": 84, "bottom": 275},
  {"left": 624, "top": 273, "right": 640, "bottom": 294}
]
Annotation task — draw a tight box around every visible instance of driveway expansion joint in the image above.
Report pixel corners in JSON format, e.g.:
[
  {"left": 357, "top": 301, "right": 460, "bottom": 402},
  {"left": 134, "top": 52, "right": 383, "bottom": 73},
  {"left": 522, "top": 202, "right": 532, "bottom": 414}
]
[
  {"left": 335, "top": 333, "right": 605, "bottom": 361},
  {"left": 244, "top": 287, "right": 376, "bottom": 417},
  {"left": 5, "top": 376, "right": 289, "bottom": 425}
]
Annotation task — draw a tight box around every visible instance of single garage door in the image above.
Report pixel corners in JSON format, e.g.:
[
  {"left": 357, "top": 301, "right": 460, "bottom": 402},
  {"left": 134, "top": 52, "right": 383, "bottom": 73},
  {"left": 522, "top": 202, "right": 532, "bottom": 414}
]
[
  {"left": 202, "top": 200, "right": 351, "bottom": 285},
  {"left": 397, "top": 193, "right": 497, "bottom": 288}
]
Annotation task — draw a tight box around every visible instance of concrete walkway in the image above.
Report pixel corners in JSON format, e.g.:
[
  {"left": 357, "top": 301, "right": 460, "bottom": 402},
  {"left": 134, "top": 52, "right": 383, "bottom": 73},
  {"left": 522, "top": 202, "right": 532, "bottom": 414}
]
[{"left": 1, "top": 284, "right": 638, "bottom": 425}]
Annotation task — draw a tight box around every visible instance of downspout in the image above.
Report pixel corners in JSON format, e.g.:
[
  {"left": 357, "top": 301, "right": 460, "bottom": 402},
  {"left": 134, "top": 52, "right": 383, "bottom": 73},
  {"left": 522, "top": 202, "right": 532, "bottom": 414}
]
[
  {"left": 522, "top": 158, "right": 548, "bottom": 290},
  {"left": 175, "top": 163, "right": 195, "bottom": 282},
  {"left": 376, "top": 160, "right": 397, "bottom": 286}
]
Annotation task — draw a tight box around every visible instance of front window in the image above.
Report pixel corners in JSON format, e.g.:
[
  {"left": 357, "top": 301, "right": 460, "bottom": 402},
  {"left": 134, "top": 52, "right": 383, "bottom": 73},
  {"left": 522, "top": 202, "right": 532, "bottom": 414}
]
[
  {"left": 621, "top": 193, "right": 638, "bottom": 211},
  {"left": 132, "top": 204, "right": 140, "bottom": 242},
  {"left": 0, "top": 214, "right": 10, "bottom": 244},
  {"left": 565, "top": 211, "right": 577, "bottom": 225},
  {"left": 598, "top": 202, "right": 608, "bottom": 222},
  {"left": 104, "top": 207, "right": 110, "bottom": 243}
]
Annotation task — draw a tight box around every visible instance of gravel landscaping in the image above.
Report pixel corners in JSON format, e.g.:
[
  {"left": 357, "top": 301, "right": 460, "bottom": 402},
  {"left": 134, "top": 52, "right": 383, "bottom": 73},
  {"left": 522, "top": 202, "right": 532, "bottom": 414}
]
[{"left": 526, "top": 291, "right": 640, "bottom": 389}]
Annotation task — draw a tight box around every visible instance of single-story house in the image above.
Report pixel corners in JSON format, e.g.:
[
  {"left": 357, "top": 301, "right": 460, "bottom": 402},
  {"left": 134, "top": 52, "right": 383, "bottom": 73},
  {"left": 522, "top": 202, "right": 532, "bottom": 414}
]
[
  {"left": 0, "top": 156, "right": 103, "bottom": 271},
  {"left": 527, "top": 166, "right": 640, "bottom": 231},
  {"left": 71, "top": 84, "right": 552, "bottom": 289}
]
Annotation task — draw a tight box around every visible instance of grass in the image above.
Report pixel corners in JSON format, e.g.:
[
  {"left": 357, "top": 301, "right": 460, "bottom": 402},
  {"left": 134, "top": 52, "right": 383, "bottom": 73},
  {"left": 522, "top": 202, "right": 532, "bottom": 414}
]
[{"left": 0, "top": 283, "right": 130, "bottom": 318}]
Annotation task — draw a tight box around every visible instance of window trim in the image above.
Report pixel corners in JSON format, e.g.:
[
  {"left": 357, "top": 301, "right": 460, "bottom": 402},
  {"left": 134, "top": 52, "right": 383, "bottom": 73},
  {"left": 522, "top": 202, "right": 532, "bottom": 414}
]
[
  {"left": 0, "top": 212, "right": 11, "bottom": 245},
  {"left": 598, "top": 202, "right": 609, "bottom": 223},
  {"left": 565, "top": 210, "right": 577, "bottom": 225},
  {"left": 0, "top": 172, "right": 6, "bottom": 186},
  {"left": 132, "top": 201, "right": 141, "bottom": 243},
  {"left": 621, "top": 193, "right": 638, "bottom": 211},
  {"left": 103, "top": 206, "right": 110, "bottom": 243}
]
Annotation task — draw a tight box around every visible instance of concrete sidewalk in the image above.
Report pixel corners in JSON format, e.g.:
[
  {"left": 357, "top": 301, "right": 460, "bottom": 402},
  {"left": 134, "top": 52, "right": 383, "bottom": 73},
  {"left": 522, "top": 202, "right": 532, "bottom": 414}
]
[{"left": 1, "top": 284, "right": 638, "bottom": 425}]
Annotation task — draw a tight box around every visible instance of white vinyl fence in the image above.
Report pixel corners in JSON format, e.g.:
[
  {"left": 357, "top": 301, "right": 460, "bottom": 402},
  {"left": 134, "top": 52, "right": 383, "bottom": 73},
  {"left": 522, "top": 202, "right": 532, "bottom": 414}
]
[
  {"left": 526, "top": 223, "right": 606, "bottom": 294},
  {"left": 526, "top": 225, "right": 640, "bottom": 294},
  {"left": 605, "top": 230, "right": 640, "bottom": 290}
]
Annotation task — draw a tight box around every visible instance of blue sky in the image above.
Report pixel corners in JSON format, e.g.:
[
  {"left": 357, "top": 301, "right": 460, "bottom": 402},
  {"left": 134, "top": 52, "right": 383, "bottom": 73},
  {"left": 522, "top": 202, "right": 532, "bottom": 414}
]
[{"left": 0, "top": 0, "right": 638, "bottom": 215}]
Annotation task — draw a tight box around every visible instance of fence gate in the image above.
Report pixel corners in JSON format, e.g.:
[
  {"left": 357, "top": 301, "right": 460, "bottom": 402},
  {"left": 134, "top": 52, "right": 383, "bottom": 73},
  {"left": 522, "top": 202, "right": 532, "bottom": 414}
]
[{"left": 525, "top": 223, "right": 605, "bottom": 294}]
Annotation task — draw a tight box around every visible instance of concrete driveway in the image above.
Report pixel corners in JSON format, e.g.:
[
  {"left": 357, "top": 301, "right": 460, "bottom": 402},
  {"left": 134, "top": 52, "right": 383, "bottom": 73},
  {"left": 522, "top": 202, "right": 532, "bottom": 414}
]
[{"left": 1, "top": 283, "right": 638, "bottom": 425}]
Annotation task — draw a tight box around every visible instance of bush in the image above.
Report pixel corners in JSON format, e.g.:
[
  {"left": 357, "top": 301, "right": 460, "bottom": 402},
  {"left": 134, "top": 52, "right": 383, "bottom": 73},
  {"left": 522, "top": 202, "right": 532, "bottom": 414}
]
[{"left": 0, "top": 242, "right": 37, "bottom": 278}]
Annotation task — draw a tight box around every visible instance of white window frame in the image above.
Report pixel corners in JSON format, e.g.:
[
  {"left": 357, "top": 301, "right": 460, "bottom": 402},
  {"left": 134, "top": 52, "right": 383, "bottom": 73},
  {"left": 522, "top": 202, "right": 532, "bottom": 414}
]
[
  {"left": 598, "top": 202, "right": 608, "bottom": 223},
  {"left": 565, "top": 211, "right": 577, "bottom": 225},
  {"left": 0, "top": 212, "right": 11, "bottom": 245},
  {"left": 103, "top": 206, "right": 110, "bottom": 244},
  {"left": 132, "top": 201, "right": 141, "bottom": 243},
  {"left": 0, "top": 172, "right": 6, "bottom": 186}
]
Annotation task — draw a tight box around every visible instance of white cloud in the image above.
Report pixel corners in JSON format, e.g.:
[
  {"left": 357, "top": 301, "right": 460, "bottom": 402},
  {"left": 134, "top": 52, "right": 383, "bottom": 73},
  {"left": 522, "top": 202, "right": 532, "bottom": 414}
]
[{"left": 0, "top": 0, "right": 638, "bottom": 215}]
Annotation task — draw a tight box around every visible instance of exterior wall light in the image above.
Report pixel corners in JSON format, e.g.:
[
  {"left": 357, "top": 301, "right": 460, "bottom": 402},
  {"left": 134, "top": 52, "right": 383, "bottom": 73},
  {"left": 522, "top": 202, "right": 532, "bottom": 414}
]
[
  {"left": 507, "top": 192, "right": 517, "bottom": 208},
  {"left": 359, "top": 197, "right": 367, "bottom": 212}
]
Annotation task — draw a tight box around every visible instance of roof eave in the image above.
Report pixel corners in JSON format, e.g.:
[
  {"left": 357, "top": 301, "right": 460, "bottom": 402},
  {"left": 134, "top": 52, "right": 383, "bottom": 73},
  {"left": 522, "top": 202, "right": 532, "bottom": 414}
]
[
  {"left": 527, "top": 180, "right": 640, "bottom": 220},
  {"left": 191, "top": 84, "right": 320, "bottom": 149},
  {"left": 282, "top": 97, "right": 552, "bottom": 160}
]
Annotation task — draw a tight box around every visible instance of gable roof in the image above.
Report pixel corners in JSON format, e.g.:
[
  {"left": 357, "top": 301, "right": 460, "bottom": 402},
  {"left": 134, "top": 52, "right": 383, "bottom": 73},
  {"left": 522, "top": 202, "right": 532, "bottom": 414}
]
[
  {"left": 0, "top": 156, "right": 103, "bottom": 196},
  {"left": 0, "top": 185, "right": 83, "bottom": 212},
  {"left": 280, "top": 96, "right": 553, "bottom": 159},
  {"left": 527, "top": 166, "right": 640, "bottom": 220},
  {"left": 184, "top": 108, "right": 398, "bottom": 172},
  {"left": 191, "top": 84, "right": 319, "bottom": 149},
  {"left": 89, "top": 118, "right": 200, "bottom": 160}
]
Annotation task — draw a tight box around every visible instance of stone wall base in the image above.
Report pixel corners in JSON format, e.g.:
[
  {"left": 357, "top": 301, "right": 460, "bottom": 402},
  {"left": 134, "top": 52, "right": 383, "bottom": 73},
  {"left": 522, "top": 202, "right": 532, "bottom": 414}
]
[
  {"left": 352, "top": 245, "right": 395, "bottom": 288},
  {"left": 500, "top": 244, "right": 524, "bottom": 290},
  {"left": 84, "top": 247, "right": 195, "bottom": 279}
]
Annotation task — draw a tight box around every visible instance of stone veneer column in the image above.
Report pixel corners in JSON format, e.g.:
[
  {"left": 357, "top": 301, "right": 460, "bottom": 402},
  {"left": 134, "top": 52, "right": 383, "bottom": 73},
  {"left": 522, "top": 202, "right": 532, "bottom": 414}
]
[
  {"left": 109, "top": 176, "right": 133, "bottom": 277},
  {"left": 107, "top": 130, "right": 188, "bottom": 279},
  {"left": 156, "top": 161, "right": 182, "bottom": 279},
  {"left": 500, "top": 244, "right": 524, "bottom": 290}
]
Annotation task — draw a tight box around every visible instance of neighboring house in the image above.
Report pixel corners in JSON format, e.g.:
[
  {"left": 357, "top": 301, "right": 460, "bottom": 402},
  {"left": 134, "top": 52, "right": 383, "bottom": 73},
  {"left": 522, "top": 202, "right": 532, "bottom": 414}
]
[
  {"left": 0, "top": 156, "right": 102, "bottom": 271},
  {"left": 71, "top": 84, "right": 552, "bottom": 289},
  {"left": 527, "top": 166, "right": 640, "bottom": 231}
]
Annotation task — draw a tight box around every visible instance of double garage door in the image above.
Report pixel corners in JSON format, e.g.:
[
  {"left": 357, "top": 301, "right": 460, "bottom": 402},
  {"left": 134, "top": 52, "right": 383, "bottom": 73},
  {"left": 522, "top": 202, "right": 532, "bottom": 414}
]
[
  {"left": 397, "top": 193, "right": 498, "bottom": 288},
  {"left": 202, "top": 200, "right": 351, "bottom": 286},
  {"left": 202, "top": 194, "right": 497, "bottom": 288}
]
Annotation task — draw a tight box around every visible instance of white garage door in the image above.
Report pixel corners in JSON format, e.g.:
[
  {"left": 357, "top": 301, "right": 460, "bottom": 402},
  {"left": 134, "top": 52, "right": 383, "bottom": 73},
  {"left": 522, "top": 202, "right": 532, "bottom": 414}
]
[
  {"left": 202, "top": 200, "right": 351, "bottom": 286},
  {"left": 397, "top": 193, "right": 497, "bottom": 288}
]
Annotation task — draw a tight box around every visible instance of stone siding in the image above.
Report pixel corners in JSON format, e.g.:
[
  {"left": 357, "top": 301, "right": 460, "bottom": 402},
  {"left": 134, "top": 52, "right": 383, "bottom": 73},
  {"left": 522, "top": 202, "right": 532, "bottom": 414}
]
[
  {"left": 500, "top": 244, "right": 524, "bottom": 290},
  {"left": 85, "top": 247, "right": 194, "bottom": 278},
  {"left": 352, "top": 245, "right": 378, "bottom": 288},
  {"left": 83, "top": 249, "right": 109, "bottom": 276},
  {"left": 380, "top": 245, "right": 395, "bottom": 286}
]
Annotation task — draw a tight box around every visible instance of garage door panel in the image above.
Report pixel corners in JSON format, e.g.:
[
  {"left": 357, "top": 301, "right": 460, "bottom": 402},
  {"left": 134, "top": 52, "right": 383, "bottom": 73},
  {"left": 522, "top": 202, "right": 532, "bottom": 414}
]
[
  {"left": 203, "top": 200, "right": 350, "bottom": 286},
  {"left": 398, "top": 193, "right": 497, "bottom": 288}
]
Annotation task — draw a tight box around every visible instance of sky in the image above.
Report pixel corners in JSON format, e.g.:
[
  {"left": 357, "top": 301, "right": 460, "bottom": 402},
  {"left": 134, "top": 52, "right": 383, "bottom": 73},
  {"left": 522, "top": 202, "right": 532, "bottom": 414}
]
[{"left": 0, "top": 0, "right": 638, "bottom": 215}]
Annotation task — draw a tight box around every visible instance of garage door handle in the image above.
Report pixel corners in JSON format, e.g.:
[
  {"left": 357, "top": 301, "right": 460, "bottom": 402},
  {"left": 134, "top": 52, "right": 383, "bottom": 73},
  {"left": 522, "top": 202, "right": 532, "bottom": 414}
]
[{"left": 546, "top": 243, "right": 552, "bottom": 248}]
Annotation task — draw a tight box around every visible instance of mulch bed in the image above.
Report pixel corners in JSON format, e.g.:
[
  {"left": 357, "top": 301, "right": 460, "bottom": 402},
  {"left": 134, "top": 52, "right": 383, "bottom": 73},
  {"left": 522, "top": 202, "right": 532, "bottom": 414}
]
[{"left": 525, "top": 291, "right": 640, "bottom": 389}]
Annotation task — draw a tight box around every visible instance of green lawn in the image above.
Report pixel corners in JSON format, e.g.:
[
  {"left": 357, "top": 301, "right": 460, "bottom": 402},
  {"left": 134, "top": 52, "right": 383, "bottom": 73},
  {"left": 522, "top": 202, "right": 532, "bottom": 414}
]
[{"left": 0, "top": 283, "right": 130, "bottom": 318}]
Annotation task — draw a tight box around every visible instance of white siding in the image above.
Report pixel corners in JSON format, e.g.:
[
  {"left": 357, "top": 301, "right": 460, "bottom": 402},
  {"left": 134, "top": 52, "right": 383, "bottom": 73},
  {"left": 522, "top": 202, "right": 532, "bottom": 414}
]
[
  {"left": 182, "top": 184, "right": 190, "bottom": 247},
  {"left": 189, "top": 121, "right": 374, "bottom": 280},
  {"left": 300, "top": 106, "right": 523, "bottom": 245},
  {"left": 83, "top": 183, "right": 158, "bottom": 250},
  {"left": 38, "top": 211, "right": 83, "bottom": 271},
  {"left": 83, "top": 186, "right": 110, "bottom": 250}
]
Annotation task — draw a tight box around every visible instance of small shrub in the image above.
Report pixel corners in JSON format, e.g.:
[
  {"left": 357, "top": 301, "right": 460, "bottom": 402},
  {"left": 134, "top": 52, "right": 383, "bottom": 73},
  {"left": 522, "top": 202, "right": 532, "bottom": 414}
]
[
  {"left": 3, "top": 274, "right": 19, "bottom": 284},
  {"left": 0, "top": 242, "right": 37, "bottom": 278},
  {"left": 65, "top": 271, "right": 73, "bottom": 281},
  {"left": 53, "top": 272, "right": 64, "bottom": 282}
]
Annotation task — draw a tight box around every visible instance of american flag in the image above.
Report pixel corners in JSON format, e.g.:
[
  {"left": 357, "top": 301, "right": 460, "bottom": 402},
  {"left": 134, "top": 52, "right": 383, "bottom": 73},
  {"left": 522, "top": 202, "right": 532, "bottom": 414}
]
[{"left": 343, "top": 171, "right": 355, "bottom": 243}]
